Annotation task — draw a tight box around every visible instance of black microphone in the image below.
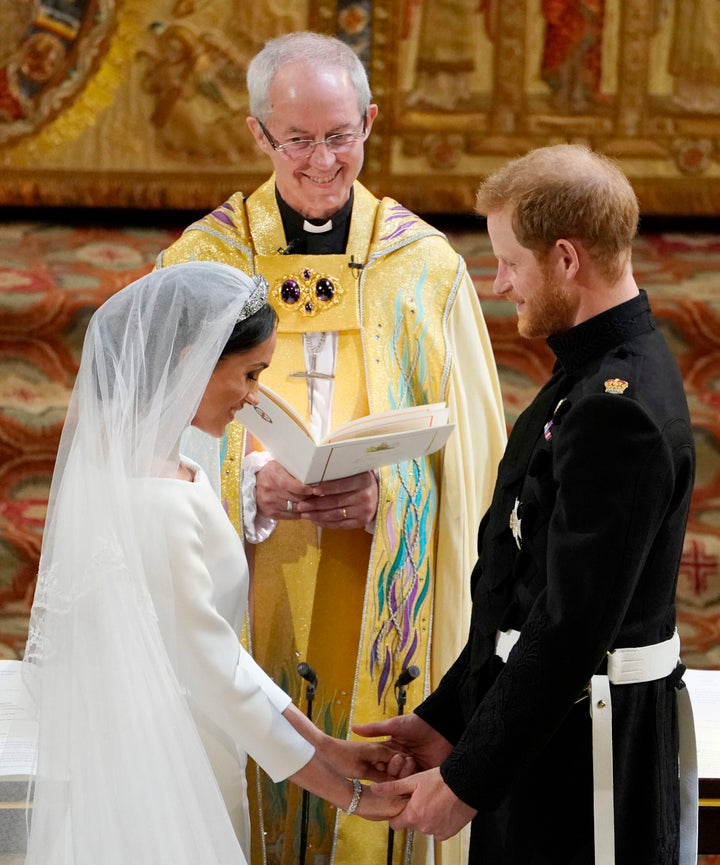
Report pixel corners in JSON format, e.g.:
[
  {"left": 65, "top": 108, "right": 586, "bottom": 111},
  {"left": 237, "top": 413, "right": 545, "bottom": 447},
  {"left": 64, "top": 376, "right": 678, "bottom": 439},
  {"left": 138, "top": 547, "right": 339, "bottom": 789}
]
[
  {"left": 296, "top": 661, "right": 318, "bottom": 865},
  {"left": 394, "top": 665, "right": 420, "bottom": 689},
  {"left": 279, "top": 239, "right": 301, "bottom": 255},
  {"left": 388, "top": 664, "right": 421, "bottom": 865},
  {"left": 297, "top": 662, "right": 318, "bottom": 687}
]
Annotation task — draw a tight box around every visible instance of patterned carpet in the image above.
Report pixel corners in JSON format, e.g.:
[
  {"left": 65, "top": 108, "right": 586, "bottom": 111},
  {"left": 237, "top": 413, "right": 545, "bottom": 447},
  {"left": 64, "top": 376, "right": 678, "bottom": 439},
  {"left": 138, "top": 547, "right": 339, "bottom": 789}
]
[{"left": 1, "top": 216, "right": 719, "bottom": 676}]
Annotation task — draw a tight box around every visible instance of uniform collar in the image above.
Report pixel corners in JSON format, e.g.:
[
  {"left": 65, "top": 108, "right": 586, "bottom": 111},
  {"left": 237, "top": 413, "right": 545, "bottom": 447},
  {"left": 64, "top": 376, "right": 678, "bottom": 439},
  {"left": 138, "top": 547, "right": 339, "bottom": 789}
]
[{"left": 547, "top": 291, "right": 655, "bottom": 373}]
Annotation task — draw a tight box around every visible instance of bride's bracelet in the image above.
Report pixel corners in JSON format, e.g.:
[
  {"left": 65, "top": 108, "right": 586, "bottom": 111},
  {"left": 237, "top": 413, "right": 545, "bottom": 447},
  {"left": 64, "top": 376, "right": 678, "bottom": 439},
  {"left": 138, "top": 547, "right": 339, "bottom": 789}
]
[{"left": 343, "top": 778, "right": 363, "bottom": 816}]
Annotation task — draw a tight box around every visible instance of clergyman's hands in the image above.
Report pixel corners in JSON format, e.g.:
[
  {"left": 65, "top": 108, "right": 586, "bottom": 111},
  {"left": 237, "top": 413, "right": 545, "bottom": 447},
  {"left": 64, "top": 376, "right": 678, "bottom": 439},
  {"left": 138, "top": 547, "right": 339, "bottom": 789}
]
[
  {"left": 353, "top": 712, "right": 454, "bottom": 772},
  {"left": 255, "top": 462, "right": 377, "bottom": 528},
  {"left": 255, "top": 460, "right": 314, "bottom": 520},
  {"left": 295, "top": 471, "right": 378, "bottom": 529},
  {"left": 373, "top": 767, "right": 477, "bottom": 840}
]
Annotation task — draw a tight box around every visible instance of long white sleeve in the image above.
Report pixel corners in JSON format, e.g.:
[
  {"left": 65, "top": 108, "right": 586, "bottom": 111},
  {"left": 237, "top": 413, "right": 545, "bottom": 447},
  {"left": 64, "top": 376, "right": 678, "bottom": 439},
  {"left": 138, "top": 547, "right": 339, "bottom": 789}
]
[{"left": 134, "top": 469, "right": 314, "bottom": 783}]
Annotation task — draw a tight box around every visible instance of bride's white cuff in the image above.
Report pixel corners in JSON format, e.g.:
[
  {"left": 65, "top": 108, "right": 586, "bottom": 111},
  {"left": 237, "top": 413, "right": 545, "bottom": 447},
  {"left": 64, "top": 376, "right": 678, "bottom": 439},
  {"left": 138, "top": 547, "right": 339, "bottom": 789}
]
[{"left": 241, "top": 450, "right": 277, "bottom": 543}]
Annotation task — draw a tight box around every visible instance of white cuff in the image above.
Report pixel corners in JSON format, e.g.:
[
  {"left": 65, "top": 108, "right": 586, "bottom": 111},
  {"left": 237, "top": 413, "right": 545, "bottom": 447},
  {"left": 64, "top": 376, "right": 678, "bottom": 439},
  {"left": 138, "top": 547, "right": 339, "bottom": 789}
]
[{"left": 241, "top": 451, "right": 277, "bottom": 544}]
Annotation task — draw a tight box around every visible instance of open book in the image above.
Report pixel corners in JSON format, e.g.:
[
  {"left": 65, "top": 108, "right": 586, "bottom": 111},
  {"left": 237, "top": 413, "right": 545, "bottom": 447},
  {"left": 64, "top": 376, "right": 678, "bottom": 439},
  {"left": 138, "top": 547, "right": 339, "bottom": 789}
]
[{"left": 235, "top": 384, "right": 454, "bottom": 483}]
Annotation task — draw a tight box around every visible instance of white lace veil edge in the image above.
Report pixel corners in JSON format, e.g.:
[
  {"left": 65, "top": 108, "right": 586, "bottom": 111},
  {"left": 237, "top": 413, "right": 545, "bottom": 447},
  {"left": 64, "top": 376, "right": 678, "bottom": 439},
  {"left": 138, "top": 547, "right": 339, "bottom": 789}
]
[{"left": 21, "top": 261, "right": 265, "bottom": 865}]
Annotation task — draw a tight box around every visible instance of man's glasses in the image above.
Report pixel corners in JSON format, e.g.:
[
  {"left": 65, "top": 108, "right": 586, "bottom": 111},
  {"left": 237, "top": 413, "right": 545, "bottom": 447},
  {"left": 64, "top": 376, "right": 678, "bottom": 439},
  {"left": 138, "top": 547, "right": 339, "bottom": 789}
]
[{"left": 256, "top": 114, "right": 367, "bottom": 158}]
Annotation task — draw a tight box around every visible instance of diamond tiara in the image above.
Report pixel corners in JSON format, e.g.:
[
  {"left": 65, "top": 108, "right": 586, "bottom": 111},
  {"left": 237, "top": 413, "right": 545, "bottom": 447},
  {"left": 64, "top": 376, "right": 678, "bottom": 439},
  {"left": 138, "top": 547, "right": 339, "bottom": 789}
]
[{"left": 238, "top": 274, "right": 269, "bottom": 321}]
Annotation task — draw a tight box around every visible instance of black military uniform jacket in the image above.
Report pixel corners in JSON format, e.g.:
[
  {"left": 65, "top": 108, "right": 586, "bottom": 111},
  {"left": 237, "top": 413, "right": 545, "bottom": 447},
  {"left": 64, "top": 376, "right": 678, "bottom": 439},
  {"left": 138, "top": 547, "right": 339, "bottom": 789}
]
[{"left": 417, "top": 292, "right": 695, "bottom": 865}]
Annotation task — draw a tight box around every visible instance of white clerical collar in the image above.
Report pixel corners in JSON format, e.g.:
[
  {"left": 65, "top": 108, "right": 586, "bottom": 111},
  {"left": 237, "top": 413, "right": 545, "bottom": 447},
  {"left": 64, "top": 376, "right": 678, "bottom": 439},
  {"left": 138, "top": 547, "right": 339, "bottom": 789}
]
[{"left": 303, "top": 219, "right": 333, "bottom": 234}]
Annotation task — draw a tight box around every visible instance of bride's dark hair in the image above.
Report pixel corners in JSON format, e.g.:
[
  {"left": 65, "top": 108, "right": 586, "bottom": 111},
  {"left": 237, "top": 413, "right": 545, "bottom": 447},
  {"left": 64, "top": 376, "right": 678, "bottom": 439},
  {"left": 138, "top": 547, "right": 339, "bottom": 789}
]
[{"left": 221, "top": 303, "right": 278, "bottom": 359}]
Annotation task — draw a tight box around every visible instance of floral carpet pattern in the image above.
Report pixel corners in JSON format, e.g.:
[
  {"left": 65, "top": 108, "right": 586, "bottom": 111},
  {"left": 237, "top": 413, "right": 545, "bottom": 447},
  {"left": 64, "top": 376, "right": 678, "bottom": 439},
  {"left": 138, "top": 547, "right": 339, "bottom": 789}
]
[{"left": 1, "top": 218, "right": 719, "bottom": 677}]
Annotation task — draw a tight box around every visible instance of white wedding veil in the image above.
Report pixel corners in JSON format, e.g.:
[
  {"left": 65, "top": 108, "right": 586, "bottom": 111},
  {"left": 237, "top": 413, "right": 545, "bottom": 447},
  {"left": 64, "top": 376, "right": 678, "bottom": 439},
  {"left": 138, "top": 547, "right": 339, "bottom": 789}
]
[{"left": 22, "top": 261, "right": 267, "bottom": 864}]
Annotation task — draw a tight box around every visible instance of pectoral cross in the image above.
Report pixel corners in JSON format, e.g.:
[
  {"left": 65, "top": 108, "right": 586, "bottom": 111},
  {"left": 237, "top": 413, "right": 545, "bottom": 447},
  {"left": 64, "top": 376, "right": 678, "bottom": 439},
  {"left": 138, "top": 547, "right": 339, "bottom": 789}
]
[{"left": 289, "top": 333, "right": 335, "bottom": 419}]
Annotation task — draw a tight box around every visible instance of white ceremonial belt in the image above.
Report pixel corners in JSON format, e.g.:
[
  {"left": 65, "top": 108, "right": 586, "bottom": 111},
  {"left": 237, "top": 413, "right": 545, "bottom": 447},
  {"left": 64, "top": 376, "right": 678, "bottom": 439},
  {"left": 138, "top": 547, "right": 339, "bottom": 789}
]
[
  {"left": 494, "top": 627, "right": 697, "bottom": 865},
  {"left": 606, "top": 630, "right": 680, "bottom": 684}
]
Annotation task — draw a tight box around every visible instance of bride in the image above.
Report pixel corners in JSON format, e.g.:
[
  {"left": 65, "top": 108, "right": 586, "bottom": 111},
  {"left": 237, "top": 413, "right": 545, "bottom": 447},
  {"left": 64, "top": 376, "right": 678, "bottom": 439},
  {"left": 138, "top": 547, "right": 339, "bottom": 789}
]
[{"left": 22, "top": 261, "right": 407, "bottom": 865}]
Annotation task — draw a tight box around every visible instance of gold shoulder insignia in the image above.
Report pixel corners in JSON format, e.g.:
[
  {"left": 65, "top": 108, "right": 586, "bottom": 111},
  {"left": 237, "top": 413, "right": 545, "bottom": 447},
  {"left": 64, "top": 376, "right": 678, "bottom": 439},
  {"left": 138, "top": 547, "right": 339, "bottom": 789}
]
[{"left": 604, "top": 378, "right": 629, "bottom": 395}]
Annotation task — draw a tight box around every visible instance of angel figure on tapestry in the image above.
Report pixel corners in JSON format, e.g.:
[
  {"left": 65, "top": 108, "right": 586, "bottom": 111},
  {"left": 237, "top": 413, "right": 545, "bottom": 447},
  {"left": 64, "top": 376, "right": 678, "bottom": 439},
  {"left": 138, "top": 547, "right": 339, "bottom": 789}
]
[{"left": 138, "top": 22, "right": 255, "bottom": 162}]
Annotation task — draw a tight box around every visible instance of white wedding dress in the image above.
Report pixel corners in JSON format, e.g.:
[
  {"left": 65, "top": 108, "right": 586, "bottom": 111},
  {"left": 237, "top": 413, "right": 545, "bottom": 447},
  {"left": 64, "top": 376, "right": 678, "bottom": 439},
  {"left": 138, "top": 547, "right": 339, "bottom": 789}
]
[{"left": 133, "top": 459, "right": 313, "bottom": 855}]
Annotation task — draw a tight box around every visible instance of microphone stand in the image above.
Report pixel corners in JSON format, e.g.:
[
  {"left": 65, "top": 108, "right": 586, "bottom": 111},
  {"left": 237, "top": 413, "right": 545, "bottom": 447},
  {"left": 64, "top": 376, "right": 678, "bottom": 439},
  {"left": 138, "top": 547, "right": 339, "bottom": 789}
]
[
  {"left": 387, "top": 666, "right": 420, "bottom": 865},
  {"left": 297, "top": 662, "right": 317, "bottom": 865}
]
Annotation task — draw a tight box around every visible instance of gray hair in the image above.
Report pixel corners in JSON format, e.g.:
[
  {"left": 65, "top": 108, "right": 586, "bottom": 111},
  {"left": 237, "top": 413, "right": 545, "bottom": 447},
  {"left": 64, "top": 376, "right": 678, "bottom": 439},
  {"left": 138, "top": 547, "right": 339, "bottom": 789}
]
[{"left": 247, "top": 31, "right": 372, "bottom": 122}]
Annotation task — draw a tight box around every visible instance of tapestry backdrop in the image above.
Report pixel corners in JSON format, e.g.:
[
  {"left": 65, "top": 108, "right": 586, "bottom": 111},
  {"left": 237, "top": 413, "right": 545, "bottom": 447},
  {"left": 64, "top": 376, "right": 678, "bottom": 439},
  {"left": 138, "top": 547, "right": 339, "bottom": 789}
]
[{"left": 1, "top": 0, "right": 720, "bottom": 213}]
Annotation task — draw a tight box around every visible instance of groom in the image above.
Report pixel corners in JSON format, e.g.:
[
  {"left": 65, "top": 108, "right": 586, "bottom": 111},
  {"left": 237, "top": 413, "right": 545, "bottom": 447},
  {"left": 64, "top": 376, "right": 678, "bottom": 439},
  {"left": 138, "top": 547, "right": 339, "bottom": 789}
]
[{"left": 361, "top": 144, "right": 695, "bottom": 865}]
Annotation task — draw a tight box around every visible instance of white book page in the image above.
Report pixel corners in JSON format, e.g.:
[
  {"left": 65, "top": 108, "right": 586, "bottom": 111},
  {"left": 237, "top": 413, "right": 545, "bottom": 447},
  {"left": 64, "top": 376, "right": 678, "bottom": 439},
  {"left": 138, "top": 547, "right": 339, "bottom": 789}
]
[
  {"left": 683, "top": 668, "right": 720, "bottom": 779},
  {"left": 324, "top": 403, "right": 449, "bottom": 443}
]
